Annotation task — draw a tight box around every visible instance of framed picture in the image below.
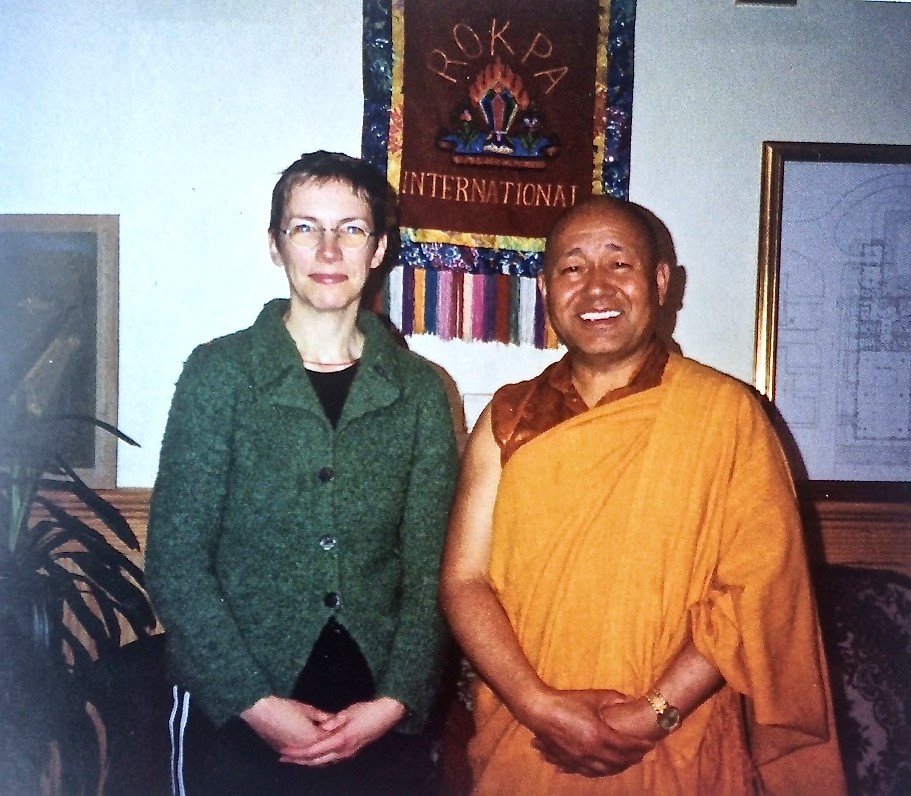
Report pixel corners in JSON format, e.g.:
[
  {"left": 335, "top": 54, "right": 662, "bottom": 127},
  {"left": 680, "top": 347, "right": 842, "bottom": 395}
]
[
  {"left": 0, "top": 214, "right": 119, "bottom": 488},
  {"left": 754, "top": 141, "right": 911, "bottom": 499}
]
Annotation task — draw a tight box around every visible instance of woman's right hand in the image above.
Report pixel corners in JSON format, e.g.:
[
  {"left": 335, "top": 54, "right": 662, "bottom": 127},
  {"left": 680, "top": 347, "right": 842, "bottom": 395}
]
[
  {"left": 279, "top": 696, "right": 407, "bottom": 766},
  {"left": 240, "top": 695, "right": 333, "bottom": 752}
]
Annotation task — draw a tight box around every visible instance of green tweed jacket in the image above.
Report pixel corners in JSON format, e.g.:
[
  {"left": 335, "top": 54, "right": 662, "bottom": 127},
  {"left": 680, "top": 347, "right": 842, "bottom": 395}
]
[{"left": 145, "top": 299, "right": 458, "bottom": 732}]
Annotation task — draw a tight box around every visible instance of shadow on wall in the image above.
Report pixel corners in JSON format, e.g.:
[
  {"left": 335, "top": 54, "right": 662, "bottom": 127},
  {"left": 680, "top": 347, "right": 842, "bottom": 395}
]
[
  {"left": 375, "top": 312, "right": 469, "bottom": 453},
  {"left": 638, "top": 204, "right": 685, "bottom": 357}
]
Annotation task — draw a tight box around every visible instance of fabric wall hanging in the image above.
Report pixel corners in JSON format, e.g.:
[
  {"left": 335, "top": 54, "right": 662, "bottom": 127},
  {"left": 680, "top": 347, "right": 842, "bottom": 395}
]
[{"left": 362, "top": 0, "right": 636, "bottom": 348}]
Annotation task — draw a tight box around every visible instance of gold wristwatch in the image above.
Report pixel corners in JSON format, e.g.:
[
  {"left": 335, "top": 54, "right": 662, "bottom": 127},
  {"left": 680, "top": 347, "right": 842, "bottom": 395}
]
[{"left": 645, "top": 689, "right": 682, "bottom": 733}]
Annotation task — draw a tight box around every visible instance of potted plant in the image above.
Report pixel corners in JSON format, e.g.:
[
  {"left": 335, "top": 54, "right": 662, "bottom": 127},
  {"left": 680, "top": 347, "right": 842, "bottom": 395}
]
[{"left": 0, "top": 322, "right": 157, "bottom": 794}]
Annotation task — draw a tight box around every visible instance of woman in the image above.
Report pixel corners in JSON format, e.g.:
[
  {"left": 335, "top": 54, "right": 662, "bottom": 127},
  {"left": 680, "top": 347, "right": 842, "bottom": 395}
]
[{"left": 145, "top": 151, "right": 459, "bottom": 795}]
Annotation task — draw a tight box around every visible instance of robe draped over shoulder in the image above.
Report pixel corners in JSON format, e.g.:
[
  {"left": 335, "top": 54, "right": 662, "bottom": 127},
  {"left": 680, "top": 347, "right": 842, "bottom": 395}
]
[{"left": 469, "top": 354, "right": 845, "bottom": 795}]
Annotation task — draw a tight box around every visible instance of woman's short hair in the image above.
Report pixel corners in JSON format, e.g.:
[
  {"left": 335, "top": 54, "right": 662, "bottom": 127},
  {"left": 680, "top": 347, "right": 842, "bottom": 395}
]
[{"left": 269, "top": 151, "right": 391, "bottom": 237}]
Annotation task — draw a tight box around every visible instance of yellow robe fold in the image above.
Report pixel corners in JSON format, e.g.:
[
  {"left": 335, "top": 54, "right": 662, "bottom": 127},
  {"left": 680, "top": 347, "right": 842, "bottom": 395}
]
[{"left": 469, "top": 355, "right": 845, "bottom": 795}]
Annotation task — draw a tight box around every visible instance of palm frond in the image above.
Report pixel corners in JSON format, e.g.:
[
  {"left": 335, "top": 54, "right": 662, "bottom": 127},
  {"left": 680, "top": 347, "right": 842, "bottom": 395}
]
[
  {"left": 42, "top": 463, "right": 140, "bottom": 551},
  {"left": 29, "top": 495, "right": 144, "bottom": 578}
]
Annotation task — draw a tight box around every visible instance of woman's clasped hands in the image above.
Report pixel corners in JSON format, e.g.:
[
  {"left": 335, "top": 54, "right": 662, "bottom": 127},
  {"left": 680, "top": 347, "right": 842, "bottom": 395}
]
[{"left": 242, "top": 695, "right": 407, "bottom": 767}]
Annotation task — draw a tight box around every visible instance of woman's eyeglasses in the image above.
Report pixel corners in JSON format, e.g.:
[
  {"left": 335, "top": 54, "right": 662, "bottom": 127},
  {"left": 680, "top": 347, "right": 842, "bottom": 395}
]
[{"left": 280, "top": 222, "right": 376, "bottom": 250}]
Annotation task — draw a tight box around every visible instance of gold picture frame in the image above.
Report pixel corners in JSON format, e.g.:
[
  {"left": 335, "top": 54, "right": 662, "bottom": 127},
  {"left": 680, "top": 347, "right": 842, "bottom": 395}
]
[
  {"left": 754, "top": 141, "right": 911, "bottom": 497},
  {"left": 0, "top": 214, "right": 120, "bottom": 488}
]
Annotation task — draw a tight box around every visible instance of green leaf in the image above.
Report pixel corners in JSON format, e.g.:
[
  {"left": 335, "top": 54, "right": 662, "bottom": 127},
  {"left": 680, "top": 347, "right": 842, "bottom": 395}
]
[
  {"left": 35, "top": 483, "right": 140, "bottom": 553},
  {"left": 53, "top": 464, "right": 140, "bottom": 551}
]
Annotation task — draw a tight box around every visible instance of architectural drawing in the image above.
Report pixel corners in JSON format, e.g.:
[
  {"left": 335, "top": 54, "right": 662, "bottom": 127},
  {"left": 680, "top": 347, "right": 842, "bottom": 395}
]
[{"left": 775, "top": 164, "right": 911, "bottom": 481}]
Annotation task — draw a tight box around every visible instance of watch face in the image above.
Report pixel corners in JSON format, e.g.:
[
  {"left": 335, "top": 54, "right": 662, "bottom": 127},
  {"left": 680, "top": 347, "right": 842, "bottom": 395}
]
[{"left": 658, "top": 706, "right": 682, "bottom": 732}]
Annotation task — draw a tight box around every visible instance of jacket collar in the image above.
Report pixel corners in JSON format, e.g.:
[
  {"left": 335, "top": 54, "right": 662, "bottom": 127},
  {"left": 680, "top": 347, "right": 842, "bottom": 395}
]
[{"left": 249, "top": 299, "right": 403, "bottom": 423}]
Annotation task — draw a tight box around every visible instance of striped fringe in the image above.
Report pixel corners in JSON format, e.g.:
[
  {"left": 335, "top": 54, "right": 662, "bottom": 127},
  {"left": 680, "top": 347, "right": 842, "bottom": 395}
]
[{"left": 383, "top": 266, "right": 557, "bottom": 348}]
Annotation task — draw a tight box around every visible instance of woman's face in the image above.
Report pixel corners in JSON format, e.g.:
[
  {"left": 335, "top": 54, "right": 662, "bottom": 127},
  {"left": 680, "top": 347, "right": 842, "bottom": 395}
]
[{"left": 269, "top": 179, "right": 387, "bottom": 315}]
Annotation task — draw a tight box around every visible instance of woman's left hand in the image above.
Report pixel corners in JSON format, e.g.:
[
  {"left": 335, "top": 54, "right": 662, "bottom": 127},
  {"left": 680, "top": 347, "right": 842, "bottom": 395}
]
[{"left": 278, "top": 697, "right": 407, "bottom": 766}]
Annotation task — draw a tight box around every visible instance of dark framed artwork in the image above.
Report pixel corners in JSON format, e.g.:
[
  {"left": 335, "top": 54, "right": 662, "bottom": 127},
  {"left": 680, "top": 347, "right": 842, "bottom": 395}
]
[
  {"left": 754, "top": 141, "right": 911, "bottom": 500},
  {"left": 0, "top": 214, "right": 119, "bottom": 488}
]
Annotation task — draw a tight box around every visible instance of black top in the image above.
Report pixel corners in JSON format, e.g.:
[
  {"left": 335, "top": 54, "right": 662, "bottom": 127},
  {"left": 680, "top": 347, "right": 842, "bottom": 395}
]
[{"left": 306, "top": 363, "right": 359, "bottom": 427}]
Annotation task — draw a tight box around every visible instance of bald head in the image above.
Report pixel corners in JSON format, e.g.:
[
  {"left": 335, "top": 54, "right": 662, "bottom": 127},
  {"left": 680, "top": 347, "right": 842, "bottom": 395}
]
[{"left": 544, "top": 196, "right": 661, "bottom": 276}]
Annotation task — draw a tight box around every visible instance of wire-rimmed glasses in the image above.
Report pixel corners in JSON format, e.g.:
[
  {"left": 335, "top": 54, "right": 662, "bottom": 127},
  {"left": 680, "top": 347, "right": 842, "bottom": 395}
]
[{"left": 280, "top": 221, "right": 376, "bottom": 250}]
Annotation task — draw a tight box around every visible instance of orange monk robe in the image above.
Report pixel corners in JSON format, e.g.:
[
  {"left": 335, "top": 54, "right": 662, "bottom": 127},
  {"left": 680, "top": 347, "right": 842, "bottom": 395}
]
[{"left": 469, "top": 355, "right": 846, "bottom": 795}]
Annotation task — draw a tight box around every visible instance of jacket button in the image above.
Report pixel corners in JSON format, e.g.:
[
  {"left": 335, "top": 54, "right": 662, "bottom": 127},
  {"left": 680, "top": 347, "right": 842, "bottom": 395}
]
[
  {"left": 323, "top": 592, "right": 340, "bottom": 609},
  {"left": 318, "top": 535, "right": 337, "bottom": 551},
  {"left": 318, "top": 467, "right": 334, "bottom": 483}
]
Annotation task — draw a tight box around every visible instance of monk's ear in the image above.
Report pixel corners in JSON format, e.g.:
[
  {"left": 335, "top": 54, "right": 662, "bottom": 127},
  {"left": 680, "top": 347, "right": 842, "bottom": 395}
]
[
  {"left": 655, "top": 261, "right": 670, "bottom": 307},
  {"left": 536, "top": 272, "right": 547, "bottom": 303}
]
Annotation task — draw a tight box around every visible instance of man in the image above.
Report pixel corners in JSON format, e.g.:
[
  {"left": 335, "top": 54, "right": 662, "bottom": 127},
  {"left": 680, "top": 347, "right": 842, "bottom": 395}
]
[{"left": 439, "top": 197, "right": 845, "bottom": 794}]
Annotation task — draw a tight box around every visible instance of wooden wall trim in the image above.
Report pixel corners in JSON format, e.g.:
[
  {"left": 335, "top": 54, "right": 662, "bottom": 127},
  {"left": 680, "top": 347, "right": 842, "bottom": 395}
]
[
  {"left": 802, "top": 498, "right": 911, "bottom": 578},
  {"left": 35, "top": 488, "right": 151, "bottom": 525},
  {"left": 31, "top": 488, "right": 152, "bottom": 566},
  {"left": 35, "top": 488, "right": 911, "bottom": 578}
]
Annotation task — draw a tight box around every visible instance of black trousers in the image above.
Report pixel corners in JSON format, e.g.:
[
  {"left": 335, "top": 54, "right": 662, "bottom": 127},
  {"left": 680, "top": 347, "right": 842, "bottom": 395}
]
[{"left": 170, "top": 619, "right": 440, "bottom": 796}]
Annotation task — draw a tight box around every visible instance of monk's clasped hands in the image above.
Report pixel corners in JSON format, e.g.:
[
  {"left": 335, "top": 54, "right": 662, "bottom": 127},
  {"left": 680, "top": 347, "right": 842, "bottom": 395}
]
[{"left": 527, "top": 688, "right": 658, "bottom": 778}]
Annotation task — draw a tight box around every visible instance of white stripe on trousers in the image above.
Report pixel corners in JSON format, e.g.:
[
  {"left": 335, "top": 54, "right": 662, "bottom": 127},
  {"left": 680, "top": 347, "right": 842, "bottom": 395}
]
[{"left": 169, "top": 686, "right": 191, "bottom": 796}]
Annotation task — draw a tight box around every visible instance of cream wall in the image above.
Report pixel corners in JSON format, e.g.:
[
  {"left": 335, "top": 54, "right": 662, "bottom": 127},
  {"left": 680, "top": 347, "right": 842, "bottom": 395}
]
[{"left": 1, "top": 0, "right": 909, "bottom": 486}]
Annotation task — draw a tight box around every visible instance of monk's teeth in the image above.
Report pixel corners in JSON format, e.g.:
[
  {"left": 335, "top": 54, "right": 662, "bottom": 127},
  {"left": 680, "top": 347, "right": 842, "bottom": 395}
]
[{"left": 580, "top": 310, "right": 620, "bottom": 321}]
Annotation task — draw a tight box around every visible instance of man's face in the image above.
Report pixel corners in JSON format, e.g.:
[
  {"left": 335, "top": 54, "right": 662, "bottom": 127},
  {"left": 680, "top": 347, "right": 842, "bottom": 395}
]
[{"left": 539, "top": 200, "right": 669, "bottom": 367}]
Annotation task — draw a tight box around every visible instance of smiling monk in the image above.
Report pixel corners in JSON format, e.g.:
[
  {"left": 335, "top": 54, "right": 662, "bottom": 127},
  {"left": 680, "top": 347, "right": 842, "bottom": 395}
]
[{"left": 440, "top": 196, "right": 846, "bottom": 795}]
